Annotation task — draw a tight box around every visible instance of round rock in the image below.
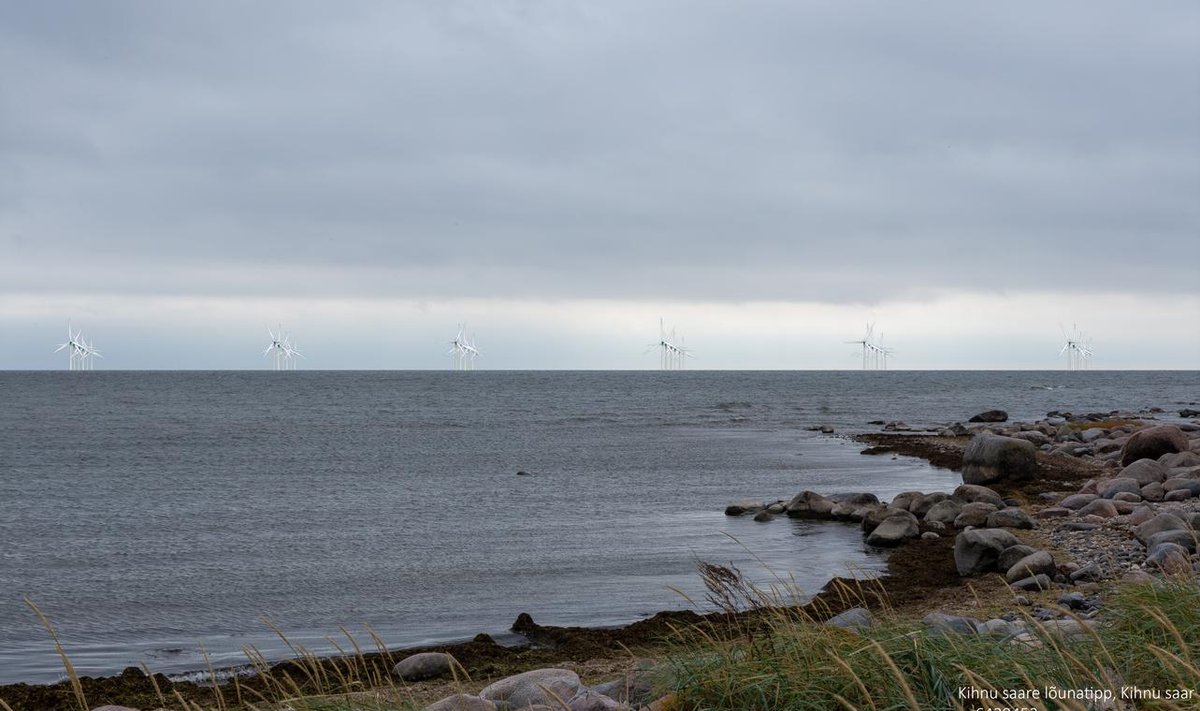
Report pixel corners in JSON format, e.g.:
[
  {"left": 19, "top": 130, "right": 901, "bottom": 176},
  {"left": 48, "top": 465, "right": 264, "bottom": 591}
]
[{"left": 394, "top": 652, "right": 458, "bottom": 682}]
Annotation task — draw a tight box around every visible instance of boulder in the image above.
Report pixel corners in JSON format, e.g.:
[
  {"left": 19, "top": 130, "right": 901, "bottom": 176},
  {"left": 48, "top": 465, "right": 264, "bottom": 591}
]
[
  {"left": 1011, "top": 431, "right": 1051, "bottom": 446},
  {"left": 1075, "top": 499, "right": 1119, "bottom": 518},
  {"left": 910, "top": 492, "right": 951, "bottom": 517},
  {"left": 1011, "top": 574, "right": 1053, "bottom": 591},
  {"left": 752, "top": 510, "right": 775, "bottom": 522},
  {"left": 866, "top": 513, "right": 920, "bottom": 547},
  {"left": 986, "top": 508, "right": 1036, "bottom": 529},
  {"left": 1121, "top": 425, "right": 1189, "bottom": 466},
  {"left": 423, "top": 695, "right": 496, "bottom": 711},
  {"left": 997, "top": 544, "right": 1039, "bottom": 572},
  {"left": 953, "top": 484, "right": 1006, "bottom": 508},
  {"left": 861, "top": 506, "right": 910, "bottom": 533},
  {"left": 724, "top": 499, "right": 764, "bottom": 516},
  {"left": 1127, "top": 506, "right": 1157, "bottom": 526},
  {"left": 890, "top": 491, "right": 925, "bottom": 511},
  {"left": 924, "top": 499, "right": 964, "bottom": 526},
  {"left": 1035, "top": 507, "right": 1072, "bottom": 519},
  {"left": 1005, "top": 551, "right": 1055, "bottom": 583},
  {"left": 479, "top": 669, "right": 584, "bottom": 709},
  {"left": 1163, "top": 478, "right": 1200, "bottom": 496},
  {"left": 394, "top": 652, "right": 458, "bottom": 681},
  {"left": 1069, "top": 563, "right": 1104, "bottom": 583},
  {"left": 830, "top": 492, "right": 881, "bottom": 506},
  {"left": 1112, "top": 492, "right": 1142, "bottom": 503},
  {"left": 954, "top": 529, "right": 1020, "bottom": 575},
  {"left": 1145, "top": 529, "right": 1199, "bottom": 553},
  {"left": 1059, "top": 493, "right": 1098, "bottom": 509},
  {"left": 1140, "top": 482, "right": 1165, "bottom": 502},
  {"left": 969, "top": 410, "right": 1009, "bottom": 423},
  {"left": 1161, "top": 451, "right": 1200, "bottom": 469},
  {"left": 826, "top": 607, "right": 874, "bottom": 631},
  {"left": 1145, "top": 543, "right": 1191, "bottom": 574},
  {"left": 1118, "top": 459, "right": 1167, "bottom": 486},
  {"left": 954, "top": 502, "right": 998, "bottom": 528},
  {"left": 1100, "top": 478, "right": 1141, "bottom": 499},
  {"left": 785, "top": 491, "right": 835, "bottom": 519},
  {"left": 1133, "top": 513, "right": 1188, "bottom": 546},
  {"left": 566, "top": 689, "right": 624, "bottom": 710},
  {"left": 922, "top": 612, "right": 981, "bottom": 635},
  {"left": 590, "top": 662, "right": 656, "bottom": 706},
  {"left": 962, "top": 435, "right": 1037, "bottom": 486}
]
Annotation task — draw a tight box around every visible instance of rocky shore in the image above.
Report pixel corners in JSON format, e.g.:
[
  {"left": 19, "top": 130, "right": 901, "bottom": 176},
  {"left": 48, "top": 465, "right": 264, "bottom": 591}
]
[{"left": 5, "top": 406, "right": 1198, "bottom": 711}]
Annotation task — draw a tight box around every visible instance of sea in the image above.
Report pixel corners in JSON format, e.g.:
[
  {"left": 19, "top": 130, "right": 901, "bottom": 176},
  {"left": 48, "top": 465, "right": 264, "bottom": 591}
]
[{"left": 0, "top": 370, "right": 1195, "bottom": 684}]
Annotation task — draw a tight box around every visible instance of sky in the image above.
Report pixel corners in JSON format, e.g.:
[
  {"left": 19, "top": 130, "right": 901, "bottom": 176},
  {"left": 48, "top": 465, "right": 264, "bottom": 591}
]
[{"left": 1, "top": 1, "right": 1197, "bottom": 369}]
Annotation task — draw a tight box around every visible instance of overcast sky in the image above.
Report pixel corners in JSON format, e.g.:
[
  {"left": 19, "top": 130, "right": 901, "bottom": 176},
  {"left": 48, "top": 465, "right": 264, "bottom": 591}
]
[{"left": 1, "top": 1, "right": 1197, "bottom": 369}]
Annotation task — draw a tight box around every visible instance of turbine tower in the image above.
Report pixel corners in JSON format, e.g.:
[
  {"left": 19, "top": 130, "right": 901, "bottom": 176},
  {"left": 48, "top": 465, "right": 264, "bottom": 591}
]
[{"left": 845, "top": 322, "right": 892, "bottom": 370}]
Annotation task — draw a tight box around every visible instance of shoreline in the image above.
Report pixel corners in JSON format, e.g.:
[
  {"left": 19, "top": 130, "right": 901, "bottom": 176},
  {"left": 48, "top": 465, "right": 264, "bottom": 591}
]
[{"left": 2, "top": 406, "right": 1197, "bottom": 710}]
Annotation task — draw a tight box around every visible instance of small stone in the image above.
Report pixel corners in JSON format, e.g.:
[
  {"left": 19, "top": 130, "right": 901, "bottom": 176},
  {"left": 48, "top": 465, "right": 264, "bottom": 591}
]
[
  {"left": 1075, "top": 499, "right": 1119, "bottom": 518},
  {"left": 1006, "top": 551, "right": 1055, "bottom": 583},
  {"left": 826, "top": 607, "right": 874, "bottom": 631},
  {"left": 724, "top": 499, "right": 764, "bottom": 516}
]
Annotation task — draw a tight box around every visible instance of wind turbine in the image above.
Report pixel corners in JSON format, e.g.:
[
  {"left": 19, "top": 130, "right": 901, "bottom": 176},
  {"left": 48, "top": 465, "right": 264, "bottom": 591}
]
[
  {"left": 78, "top": 338, "right": 101, "bottom": 370},
  {"left": 448, "top": 324, "right": 480, "bottom": 371},
  {"left": 845, "top": 322, "right": 875, "bottom": 370},
  {"left": 54, "top": 321, "right": 87, "bottom": 371},
  {"left": 649, "top": 318, "right": 690, "bottom": 370},
  {"left": 1058, "top": 324, "right": 1090, "bottom": 370},
  {"left": 283, "top": 335, "right": 303, "bottom": 370},
  {"left": 264, "top": 325, "right": 289, "bottom": 371}
]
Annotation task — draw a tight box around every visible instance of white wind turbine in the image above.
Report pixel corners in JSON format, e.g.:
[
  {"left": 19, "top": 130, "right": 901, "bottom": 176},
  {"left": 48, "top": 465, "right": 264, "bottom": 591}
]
[
  {"left": 1058, "top": 324, "right": 1091, "bottom": 371},
  {"left": 263, "top": 325, "right": 290, "bottom": 371},
  {"left": 283, "top": 334, "right": 303, "bottom": 371},
  {"left": 648, "top": 318, "right": 690, "bottom": 370},
  {"left": 53, "top": 321, "right": 89, "bottom": 371},
  {"left": 846, "top": 322, "right": 875, "bottom": 370},
  {"left": 448, "top": 324, "right": 480, "bottom": 370},
  {"left": 78, "top": 337, "right": 101, "bottom": 371}
]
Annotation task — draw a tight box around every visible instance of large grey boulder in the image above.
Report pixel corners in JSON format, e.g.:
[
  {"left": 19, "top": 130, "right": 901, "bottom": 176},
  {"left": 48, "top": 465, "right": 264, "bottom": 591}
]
[
  {"left": 785, "top": 491, "right": 836, "bottom": 519},
  {"left": 826, "top": 607, "right": 874, "bottom": 631},
  {"left": 1163, "top": 478, "right": 1200, "bottom": 496},
  {"left": 566, "top": 689, "right": 624, "bottom": 711},
  {"left": 861, "top": 506, "right": 910, "bottom": 533},
  {"left": 953, "top": 484, "right": 1006, "bottom": 508},
  {"left": 1119, "top": 459, "right": 1167, "bottom": 486},
  {"left": 910, "top": 492, "right": 951, "bottom": 517},
  {"left": 1011, "top": 431, "right": 1051, "bottom": 446},
  {"left": 1145, "top": 529, "right": 1199, "bottom": 553},
  {"left": 479, "top": 669, "right": 584, "bottom": 709},
  {"left": 1076, "top": 498, "right": 1119, "bottom": 518},
  {"left": 590, "top": 661, "right": 657, "bottom": 706},
  {"left": 394, "top": 652, "right": 458, "bottom": 681},
  {"left": 890, "top": 491, "right": 925, "bottom": 511},
  {"left": 1133, "top": 513, "right": 1188, "bottom": 546},
  {"left": 866, "top": 513, "right": 920, "bottom": 547},
  {"left": 969, "top": 410, "right": 1008, "bottom": 423},
  {"left": 986, "top": 508, "right": 1036, "bottom": 529},
  {"left": 1005, "top": 551, "right": 1055, "bottom": 583},
  {"left": 1059, "top": 493, "right": 1098, "bottom": 510},
  {"left": 1145, "top": 543, "right": 1191, "bottom": 574},
  {"left": 1100, "top": 478, "right": 1141, "bottom": 499},
  {"left": 831, "top": 492, "right": 881, "bottom": 506},
  {"left": 724, "top": 499, "right": 764, "bottom": 516},
  {"left": 924, "top": 499, "right": 964, "bottom": 526},
  {"left": 1121, "top": 425, "right": 1189, "bottom": 466},
  {"left": 954, "top": 529, "right": 1020, "bottom": 575},
  {"left": 954, "top": 502, "right": 998, "bottom": 528},
  {"left": 997, "top": 544, "right": 1039, "bottom": 572},
  {"left": 922, "top": 612, "right": 981, "bottom": 635},
  {"left": 422, "top": 695, "right": 496, "bottom": 711},
  {"left": 962, "top": 435, "right": 1037, "bottom": 486}
]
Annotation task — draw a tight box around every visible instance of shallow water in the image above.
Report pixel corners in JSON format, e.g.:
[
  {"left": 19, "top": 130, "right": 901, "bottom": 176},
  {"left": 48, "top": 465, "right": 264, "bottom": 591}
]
[{"left": 0, "top": 370, "right": 1194, "bottom": 683}]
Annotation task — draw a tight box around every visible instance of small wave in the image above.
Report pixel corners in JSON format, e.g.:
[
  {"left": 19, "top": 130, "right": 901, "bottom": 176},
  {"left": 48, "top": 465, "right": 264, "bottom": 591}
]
[
  {"left": 716, "top": 401, "right": 753, "bottom": 411},
  {"left": 166, "top": 665, "right": 257, "bottom": 684}
]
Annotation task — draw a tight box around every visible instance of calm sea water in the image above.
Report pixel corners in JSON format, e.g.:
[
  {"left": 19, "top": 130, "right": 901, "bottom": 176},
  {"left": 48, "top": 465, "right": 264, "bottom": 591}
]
[{"left": 0, "top": 371, "right": 1195, "bottom": 683}]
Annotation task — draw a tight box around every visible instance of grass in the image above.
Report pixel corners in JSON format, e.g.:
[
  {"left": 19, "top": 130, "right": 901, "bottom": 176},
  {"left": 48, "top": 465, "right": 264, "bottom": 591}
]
[
  {"left": 662, "top": 569, "right": 1200, "bottom": 711},
  {"left": 7, "top": 567, "right": 1199, "bottom": 711}
]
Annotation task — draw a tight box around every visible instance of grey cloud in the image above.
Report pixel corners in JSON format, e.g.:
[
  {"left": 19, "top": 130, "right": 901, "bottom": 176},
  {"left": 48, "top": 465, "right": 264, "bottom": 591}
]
[{"left": 1, "top": 1, "right": 1197, "bottom": 303}]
